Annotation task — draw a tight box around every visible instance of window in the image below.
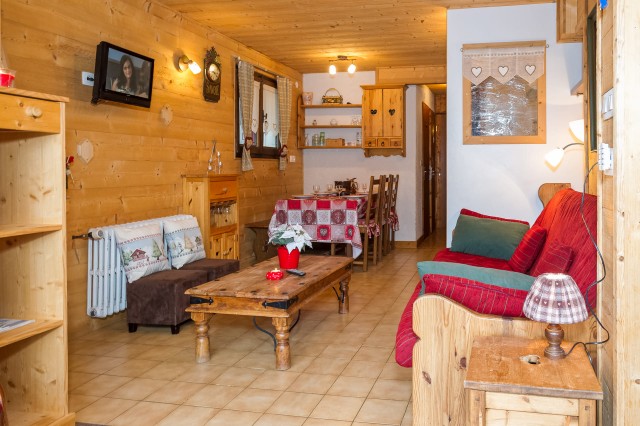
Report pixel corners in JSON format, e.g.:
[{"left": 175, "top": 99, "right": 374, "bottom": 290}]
[
  {"left": 236, "top": 71, "right": 280, "bottom": 159},
  {"left": 462, "top": 40, "right": 547, "bottom": 145}
]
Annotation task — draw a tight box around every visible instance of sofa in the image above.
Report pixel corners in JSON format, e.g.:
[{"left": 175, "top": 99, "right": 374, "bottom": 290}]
[{"left": 395, "top": 188, "right": 598, "bottom": 425}]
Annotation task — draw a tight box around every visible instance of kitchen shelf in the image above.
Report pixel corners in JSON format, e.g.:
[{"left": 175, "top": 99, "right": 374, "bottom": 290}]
[
  {"left": 299, "top": 146, "right": 363, "bottom": 150},
  {"left": 297, "top": 95, "right": 363, "bottom": 149},
  {"left": 301, "top": 125, "right": 362, "bottom": 129},
  {"left": 301, "top": 104, "right": 362, "bottom": 109}
]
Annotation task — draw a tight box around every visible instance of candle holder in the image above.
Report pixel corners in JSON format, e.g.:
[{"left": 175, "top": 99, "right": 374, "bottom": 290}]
[{"left": 266, "top": 268, "right": 284, "bottom": 280}]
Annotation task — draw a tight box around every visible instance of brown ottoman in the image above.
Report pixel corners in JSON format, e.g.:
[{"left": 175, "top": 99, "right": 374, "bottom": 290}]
[
  {"left": 179, "top": 258, "right": 240, "bottom": 281},
  {"left": 127, "top": 269, "right": 208, "bottom": 334}
]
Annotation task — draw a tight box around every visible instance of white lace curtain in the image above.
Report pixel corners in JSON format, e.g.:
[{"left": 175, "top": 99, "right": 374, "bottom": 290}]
[
  {"left": 462, "top": 45, "right": 545, "bottom": 86},
  {"left": 277, "top": 76, "right": 292, "bottom": 171},
  {"left": 238, "top": 60, "right": 254, "bottom": 172}
]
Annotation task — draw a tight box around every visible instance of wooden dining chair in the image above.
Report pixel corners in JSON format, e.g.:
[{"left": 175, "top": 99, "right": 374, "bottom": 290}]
[
  {"left": 353, "top": 175, "right": 384, "bottom": 272},
  {"left": 378, "top": 174, "right": 393, "bottom": 259},
  {"left": 386, "top": 174, "right": 399, "bottom": 252}
]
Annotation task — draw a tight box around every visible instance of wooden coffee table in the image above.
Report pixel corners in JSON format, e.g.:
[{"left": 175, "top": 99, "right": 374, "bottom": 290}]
[{"left": 185, "top": 255, "right": 353, "bottom": 370}]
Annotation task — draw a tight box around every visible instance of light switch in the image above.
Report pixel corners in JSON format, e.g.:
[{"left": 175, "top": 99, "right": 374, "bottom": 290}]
[
  {"left": 289, "top": 155, "right": 296, "bottom": 163},
  {"left": 602, "top": 88, "right": 614, "bottom": 120}
]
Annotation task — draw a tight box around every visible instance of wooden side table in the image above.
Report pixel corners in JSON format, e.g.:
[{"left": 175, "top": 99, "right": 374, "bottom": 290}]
[{"left": 464, "top": 336, "right": 602, "bottom": 426}]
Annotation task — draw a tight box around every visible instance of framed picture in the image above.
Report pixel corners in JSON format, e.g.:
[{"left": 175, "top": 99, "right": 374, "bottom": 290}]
[{"left": 462, "top": 40, "right": 546, "bottom": 145}]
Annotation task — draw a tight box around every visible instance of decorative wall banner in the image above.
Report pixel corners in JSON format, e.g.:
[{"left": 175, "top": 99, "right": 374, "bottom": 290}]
[{"left": 463, "top": 45, "right": 545, "bottom": 86}]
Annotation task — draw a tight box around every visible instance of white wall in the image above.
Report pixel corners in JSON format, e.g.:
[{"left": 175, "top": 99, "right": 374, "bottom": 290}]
[
  {"left": 447, "top": 4, "right": 584, "bottom": 244},
  {"left": 302, "top": 72, "right": 435, "bottom": 242}
]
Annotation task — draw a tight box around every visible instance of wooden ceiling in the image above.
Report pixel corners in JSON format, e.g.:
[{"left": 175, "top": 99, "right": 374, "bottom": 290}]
[{"left": 156, "top": 0, "right": 551, "bottom": 75}]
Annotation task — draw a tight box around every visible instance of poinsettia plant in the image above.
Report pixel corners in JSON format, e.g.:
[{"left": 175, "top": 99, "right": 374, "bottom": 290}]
[{"left": 268, "top": 224, "right": 313, "bottom": 253}]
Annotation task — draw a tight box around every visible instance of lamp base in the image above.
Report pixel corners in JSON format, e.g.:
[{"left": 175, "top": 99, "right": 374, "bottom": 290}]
[{"left": 544, "top": 323, "right": 566, "bottom": 359}]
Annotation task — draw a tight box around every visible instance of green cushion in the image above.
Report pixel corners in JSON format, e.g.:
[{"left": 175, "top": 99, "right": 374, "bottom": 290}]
[
  {"left": 418, "top": 261, "right": 536, "bottom": 295},
  {"left": 450, "top": 214, "right": 529, "bottom": 260}
]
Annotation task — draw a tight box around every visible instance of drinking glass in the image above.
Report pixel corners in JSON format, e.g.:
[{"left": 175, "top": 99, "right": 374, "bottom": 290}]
[
  {"left": 326, "top": 183, "right": 334, "bottom": 192},
  {"left": 361, "top": 183, "right": 368, "bottom": 193},
  {"left": 313, "top": 185, "right": 320, "bottom": 194}
]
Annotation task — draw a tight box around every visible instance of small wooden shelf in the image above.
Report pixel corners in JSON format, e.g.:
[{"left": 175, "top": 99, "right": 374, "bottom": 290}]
[
  {"left": 302, "top": 104, "right": 362, "bottom": 109},
  {"left": 301, "top": 124, "right": 362, "bottom": 129},
  {"left": 299, "top": 146, "right": 363, "bottom": 150},
  {"left": 211, "top": 223, "right": 237, "bottom": 235},
  {"left": 0, "top": 224, "right": 63, "bottom": 239},
  {"left": 0, "top": 319, "right": 63, "bottom": 348}
]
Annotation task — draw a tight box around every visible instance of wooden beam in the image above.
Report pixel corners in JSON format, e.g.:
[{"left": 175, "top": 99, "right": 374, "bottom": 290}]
[{"left": 376, "top": 65, "right": 446, "bottom": 85}]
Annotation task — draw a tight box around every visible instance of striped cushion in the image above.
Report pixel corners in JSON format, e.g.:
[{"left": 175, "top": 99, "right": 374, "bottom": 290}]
[
  {"left": 530, "top": 240, "right": 575, "bottom": 276},
  {"left": 508, "top": 224, "right": 547, "bottom": 273}
]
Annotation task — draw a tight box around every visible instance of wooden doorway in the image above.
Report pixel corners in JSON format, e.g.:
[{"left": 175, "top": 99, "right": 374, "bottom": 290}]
[{"left": 422, "top": 102, "right": 436, "bottom": 237}]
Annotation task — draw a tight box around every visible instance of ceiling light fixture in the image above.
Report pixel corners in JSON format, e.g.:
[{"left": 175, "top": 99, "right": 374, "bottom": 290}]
[
  {"left": 328, "top": 55, "right": 357, "bottom": 75},
  {"left": 178, "top": 55, "right": 201, "bottom": 74}
]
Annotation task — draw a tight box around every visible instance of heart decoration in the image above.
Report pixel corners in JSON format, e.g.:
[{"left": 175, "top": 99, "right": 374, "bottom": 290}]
[
  {"left": 471, "top": 67, "right": 482, "bottom": 77},
  {"left": 525, "top": 64, "right": 536, "bottom": 75},
  {"left": 498, "top": 66, "right": 509, "bottom": 76}
]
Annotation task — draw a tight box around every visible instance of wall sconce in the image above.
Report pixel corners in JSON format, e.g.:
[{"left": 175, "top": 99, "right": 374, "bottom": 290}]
[
  {"left": 178, "top": 55, "right": 201, "bottom": 74},
  {"left": 544, "top": 119, "right": 585, "bottom": 167},
  {"left": 328, "top": 55, "right": 356, "bottom": 75}
]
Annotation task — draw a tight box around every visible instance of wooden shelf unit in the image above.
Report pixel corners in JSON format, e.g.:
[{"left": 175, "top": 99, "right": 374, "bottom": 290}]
[
  {"left": 0, "top": 88, "right": 74, "bottom": 425},
  {"left": 361, "top": 84, "right": 406, "bottom": 157},
  {"left": 297, "top": 96, "right": 363, "bottom": 149},
  {"left": 183, "top": 174, "right": 240, "bottom": 260}
]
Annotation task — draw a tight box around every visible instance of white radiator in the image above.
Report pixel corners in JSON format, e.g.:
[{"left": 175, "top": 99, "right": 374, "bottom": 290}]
[{"left": 86, "top": 215, "right": 192, "bottom": 318}]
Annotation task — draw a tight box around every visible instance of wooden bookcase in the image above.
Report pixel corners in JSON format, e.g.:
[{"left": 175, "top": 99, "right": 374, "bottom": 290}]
[
  {"left": 296, "top": 96, "right": 363, "bottom": 149},
  {"left": 0, "top": 88, "right": 74, "bottom": 425},
  {"left": 183, "top": 174, "right": 239, "bottom": 260}
]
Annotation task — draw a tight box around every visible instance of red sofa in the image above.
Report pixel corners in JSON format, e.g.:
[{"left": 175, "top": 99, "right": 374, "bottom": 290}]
[{"left": 395, "top": 188, "right": 597, "bottom": 367}]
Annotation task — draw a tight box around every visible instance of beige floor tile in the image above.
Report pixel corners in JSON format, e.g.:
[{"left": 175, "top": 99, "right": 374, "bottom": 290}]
[
  {"left": 401, "top": 402, "right": 413, "bottom": 425},
  {"left": 302, "top": 419, "right": 351, "bottom": 426},
  {"left": 71, "top": 355, "right": 127, "bottom": 374},
  {"left": 145, "top": 380, "right": 207, "bottom": 404},
  {"left": 104, "top": 343, "right": 157, "bottom": 358},
  {"left": 71, "top": 374, "right": 132, "bottom": 397},
  {"left": 354, "top": 346, "right": 394, "bottom": 362},
  {"left": 105, "top": 358, "right": 161, "bottom": 377},
  {"left": 75, "top": 397, "right": 138, "bottom": 424},
  {"left": 286, "top": 373, "right": 338, "bottom": 394},
  {"left": 107, "top": 377, "right": 169, "bottom": 400},
  {"left": 303, "top": 356, "right": 349, "bottom": 375},
  {"left": 327, "top": 375, "right": 375, "bottom": 398},
  {"left": 155, "top": 405, "right": 218, "bottom": 426},
  {"left": 379, "top": 362, "right": 413, "bottom": 381},
  {"left": 68, "top": 371, "right": 98, "bottom": 391},
  {"left": 341, "top": 360, "right": 385, "bottom": 379},
  {"left": 266, "top": 391, "right": 323, "bottom": 417},
  {"left": 309, "top": 395, "right": 365, "bottom": 422},
  {"left": 286, "top": 355, "right": 317, "bottom": 372},
  {"left": 110, "top": 400, "right": 178, "bottom": 425},
  {"left": 136, "top": 345, "right": 187, "bottom": 361},
  {"left": 255, "top": 413, "right": 306, "bottom": 426},
  {"left": 319, "top": 342, "right": 361, "bottom": 360},
  {"left": 139, "top": 361, "right": 192, "bottom": 380},
  {"left": 234, "top": 351, "right": 278, "bottom": 370},
  {"left": 71, "top": 340, "right": 125, "bottom": 356},
  {"left": 207, "top": 348, "right": 248, "bottom": 366},
  {"left": 369, "top": 378, "right": 412, "bottom": 401},
  {"left": 68, "top": 394, "right": 99, "bottom": 412},
  {"left": 225, "top": 388, "right": 282, "bottom": 412},
  {"left": 212, "top": 366, "right": 265, "bottom": 386},
  {"left": 204, "top": 409, "right": 262, "bottom": 425},
  {"left": 173, "top": 363, "right": 228, "bottom": 383},
  {"left": 354, "top": 398, "right": 408, "bottom": 424},
  {"left": 287, "top": 341, "right": 328, "bottom": 356},
  {"left": 184, "top": 384, "right": 244, "bottom": 408},
  {"left": 250, "top": 370, "right": 300, "bottom": 390}
]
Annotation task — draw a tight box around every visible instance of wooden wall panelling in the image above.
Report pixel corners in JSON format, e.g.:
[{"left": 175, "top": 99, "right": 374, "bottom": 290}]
[
  {"left": 376, "top": 65, "right": 447, "bottom": 86},
  {"left": 1, "top": 0, "right": 301, "bottom": 336}
]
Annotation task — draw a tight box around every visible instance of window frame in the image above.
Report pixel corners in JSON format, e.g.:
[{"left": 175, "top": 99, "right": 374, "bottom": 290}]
[{"left": 235, "top": 70, "right": 280, "bottom": 159}]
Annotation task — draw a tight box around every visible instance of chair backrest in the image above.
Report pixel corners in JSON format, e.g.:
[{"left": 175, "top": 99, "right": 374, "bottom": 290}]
[
  {"left": 362, "top": 175, "right": 384, "bottom": 225},
  {"left": 389, "top": 174, "right": 399, "bottom": 213},
  {"left": 380, "top": 175, "right": 393, "bottom": 224}
]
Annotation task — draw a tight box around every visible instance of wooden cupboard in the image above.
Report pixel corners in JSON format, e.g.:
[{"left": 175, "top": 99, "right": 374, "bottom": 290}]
[
  {"left": 182, "top": 174, "right": 239, "bottom": 260},
  {"left": 0, "top": 88, "right": 74, "bottom": 425},
  {"left": 361, "top": 85, "right": 406, "bottom": 157},
  {"left": 557, "top": 0, "right": 586, "bottom": 42}
]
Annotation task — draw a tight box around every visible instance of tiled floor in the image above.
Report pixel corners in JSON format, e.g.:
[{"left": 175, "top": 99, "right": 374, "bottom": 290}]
[{"left": 70, "top": 232, "right": 445, "bottom": 425}]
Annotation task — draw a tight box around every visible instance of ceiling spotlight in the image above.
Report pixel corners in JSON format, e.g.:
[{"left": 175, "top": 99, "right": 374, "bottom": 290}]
[
  {"left": 329, "top": 63, "right": 337, "bottom": 75},
  {"left": 347, "top": 61, "right": 356, "bottom": 74},
  {"left": 178, "top": 55, "right": 201, "bottom": 74}
]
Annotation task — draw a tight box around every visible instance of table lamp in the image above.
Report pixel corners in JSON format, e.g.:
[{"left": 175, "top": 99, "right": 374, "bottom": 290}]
[{"left": 523, "top": 273, "right": 588, "bottom": 359}]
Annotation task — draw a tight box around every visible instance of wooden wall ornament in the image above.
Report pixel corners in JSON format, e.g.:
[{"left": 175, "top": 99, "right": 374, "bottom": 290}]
[{"left": 203, "top": 47, "right": 221, "bottom": 102}]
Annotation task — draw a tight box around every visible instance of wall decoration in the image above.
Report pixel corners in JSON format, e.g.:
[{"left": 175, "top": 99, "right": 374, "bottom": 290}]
[
  {"left": 203, "top": 47, "right": 221, "bottom": 102},
  {"left": 462, "top": 40, "right": 547, "bottom": 144}
]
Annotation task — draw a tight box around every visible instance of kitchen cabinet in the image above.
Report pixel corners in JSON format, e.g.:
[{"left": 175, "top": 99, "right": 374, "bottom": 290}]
[
  {"left": 296, "top": 95, "right": 362, "bottom": 149},
  {"left": 0, "top": 88, "right": 74, "bottom": 425},
  {"left": 361, "top": 85, "right": 406, "bottom": 157},
  {"left": 557, "top": 0, "right": 585, "bottom": 43}
]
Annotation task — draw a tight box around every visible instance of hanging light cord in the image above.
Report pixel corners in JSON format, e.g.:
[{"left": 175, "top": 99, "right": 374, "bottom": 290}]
[{"left": 565, "top": 161, "right": 610, "bottom": 364}]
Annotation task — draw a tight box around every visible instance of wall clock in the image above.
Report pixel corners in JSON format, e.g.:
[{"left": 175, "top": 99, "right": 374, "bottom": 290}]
[{"left": 203, "top": 47, "right": 221, "bottom": 102}]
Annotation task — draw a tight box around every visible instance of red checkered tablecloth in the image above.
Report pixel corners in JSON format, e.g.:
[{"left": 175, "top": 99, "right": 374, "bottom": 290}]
[{"left": 268, "top": 198, "right": 363, "bottom": 258}]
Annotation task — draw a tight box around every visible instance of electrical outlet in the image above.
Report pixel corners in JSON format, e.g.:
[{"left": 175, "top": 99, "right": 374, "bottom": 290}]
[
  {"left": 599, "top": 142, "right": 613, "bottom": 173},
  {"left": 82, "top": 71, "right": 94, "bottom": 86},
  {"left": 289, "top": 155, "right": 296, "bottom": 163}
]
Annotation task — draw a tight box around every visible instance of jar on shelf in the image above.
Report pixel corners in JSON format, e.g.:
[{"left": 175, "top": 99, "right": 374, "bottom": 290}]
[{"left": 319, "top": 132, "right": 325, "bottom": 146}]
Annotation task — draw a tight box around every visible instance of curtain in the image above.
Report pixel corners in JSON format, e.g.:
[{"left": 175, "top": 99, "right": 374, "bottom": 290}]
[
  {"left": 462, "top": 45, "right": 545, "bottom": 86},
  {"left": 238, "top": 60, "right": 255, "bottom": 172},
  {"left": 277, "top": 76, "right": 292, "bottom": 171}
]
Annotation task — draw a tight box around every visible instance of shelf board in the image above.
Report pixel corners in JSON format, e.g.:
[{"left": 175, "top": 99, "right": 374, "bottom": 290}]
[
  {"left": 0, "top": 319, "right": 63, "bottom": 348},
  {"left": 301, "top": 125, "right": 362, "bottom": 129},
  {"left": 300, "top": 146, "right": 363, "bottom": 150},
  {"left": 211, "top": 224, "right": 238, "bottom": 235},
  {"left": 0, "top": 224, "right": 63, "bottom": 239},
  {"left": 302, "top": 104, "right": 361, "bottom": 109}
]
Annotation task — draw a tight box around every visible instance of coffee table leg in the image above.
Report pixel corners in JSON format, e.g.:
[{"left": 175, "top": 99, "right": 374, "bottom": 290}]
[
  {"left": 191, "top": 312, "right": 213, "bottom": 363},
  {"left": 272, "top": 317, "right": 292, "bottom": 370},
  {"left": 339, "top": 276, "right": 350, "bottom": 314}
]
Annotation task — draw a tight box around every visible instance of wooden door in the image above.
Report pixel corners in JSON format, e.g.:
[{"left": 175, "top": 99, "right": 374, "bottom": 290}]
[
  {"left": 362, "top": 88, "right": 383, "bottom": 137},
  {"left": 383, "top": 88, "right": 404, "bottom": 138},
  {"left": 435, "top": 112, "right": 447, "bottom": 229},
  {"left": 422, "top": 102, "right": 436, "bottom": 237}
]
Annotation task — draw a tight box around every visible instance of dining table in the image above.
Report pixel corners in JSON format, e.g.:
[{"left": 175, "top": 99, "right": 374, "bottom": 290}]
[{"left": 268, "top": 194, "right": 367, "bottom": 259}]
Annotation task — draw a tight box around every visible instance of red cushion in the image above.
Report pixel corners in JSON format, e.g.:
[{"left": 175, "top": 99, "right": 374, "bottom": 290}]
[
  {"left": 530, "top": 240, "right": 575, "bottom": 276},
  {"left": 507, "top": 224, "right": 547, "bottom": 273},
  {"left": 460, "top": 208, "right": 529, "bottom": 226},
  {"left": 433, "top": 248, "right": 512, "bottom": 271},
  {"left": 395, "top": 282, "right": 422, "bottom": 368}
]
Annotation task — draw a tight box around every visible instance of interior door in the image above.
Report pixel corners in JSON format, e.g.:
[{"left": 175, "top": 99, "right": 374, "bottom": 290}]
[{"left": 422, "top": 102, "right": 436, "bottom": 237}]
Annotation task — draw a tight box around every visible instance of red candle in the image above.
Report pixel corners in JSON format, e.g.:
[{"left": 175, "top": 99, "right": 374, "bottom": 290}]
[{"left": 266, "top": 268, "right": 284, "bottom": 280}]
